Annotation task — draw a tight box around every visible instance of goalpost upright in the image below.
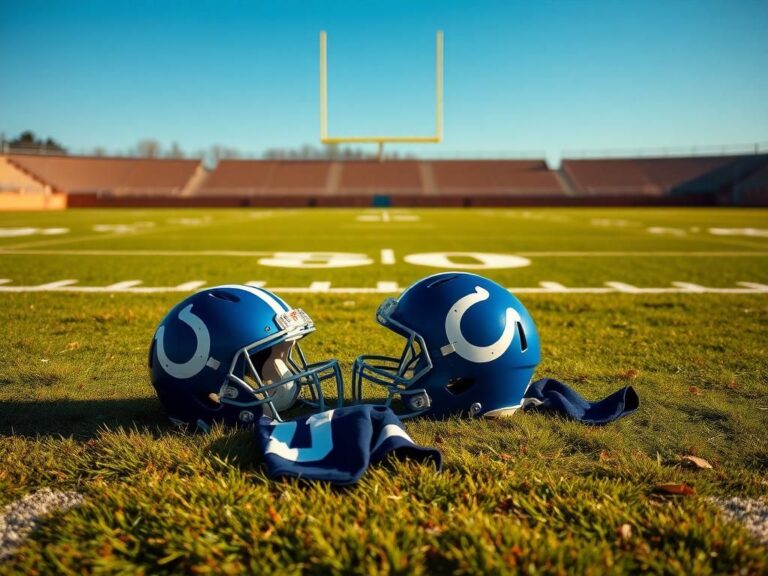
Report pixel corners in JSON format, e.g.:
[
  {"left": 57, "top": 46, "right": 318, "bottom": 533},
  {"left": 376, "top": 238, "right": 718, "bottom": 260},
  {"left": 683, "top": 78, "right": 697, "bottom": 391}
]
[{"left": 319, "top": 30, "right": 444, "bottom": 161}]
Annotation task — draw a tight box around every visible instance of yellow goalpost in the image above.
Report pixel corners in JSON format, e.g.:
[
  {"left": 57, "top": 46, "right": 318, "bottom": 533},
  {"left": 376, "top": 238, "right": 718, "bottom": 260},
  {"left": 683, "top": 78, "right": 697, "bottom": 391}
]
[{"left": 319, "top": 30, "right": 444, "bottom": 161}]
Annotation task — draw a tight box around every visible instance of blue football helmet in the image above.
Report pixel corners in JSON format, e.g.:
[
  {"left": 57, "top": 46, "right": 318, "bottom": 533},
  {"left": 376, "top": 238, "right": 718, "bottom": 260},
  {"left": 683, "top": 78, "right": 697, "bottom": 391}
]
[
  {"left": 149, "top": 285, "right": 343, "bottom": 429},
  {"left": 352, "top": 272, "right": 540, "bottom": 418}
]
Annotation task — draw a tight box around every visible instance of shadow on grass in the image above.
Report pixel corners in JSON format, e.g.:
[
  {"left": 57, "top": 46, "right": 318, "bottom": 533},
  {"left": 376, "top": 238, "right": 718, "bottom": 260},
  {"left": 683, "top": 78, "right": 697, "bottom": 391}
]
[
  {"left": 205, "top": 429, "right": 264, "bottom": 469},
  {"left": 0, "top": 397, "right": 167, "bottom": 439},
  {"left": 677, "top": 403, "right": 738, "bottom": 441}
]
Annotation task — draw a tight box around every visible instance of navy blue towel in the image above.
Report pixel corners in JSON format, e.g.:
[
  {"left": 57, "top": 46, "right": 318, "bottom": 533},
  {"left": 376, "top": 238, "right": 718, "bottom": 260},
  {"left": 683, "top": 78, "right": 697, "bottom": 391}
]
[
  {"left": 523, "top": 378, "right": 639, "bottom": 425},
  {"left": 256, "top": 405, "right": 442, "bottom": 485}
]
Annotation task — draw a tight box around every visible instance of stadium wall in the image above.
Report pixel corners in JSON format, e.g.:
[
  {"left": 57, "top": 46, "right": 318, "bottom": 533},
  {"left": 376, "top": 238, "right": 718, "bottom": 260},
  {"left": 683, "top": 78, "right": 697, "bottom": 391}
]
[
  {"left": 0, "top": 192, "right": 67, "bottom": 211},
  {"left": 65, "top": 192, "right": 719, "bottom": 208}
]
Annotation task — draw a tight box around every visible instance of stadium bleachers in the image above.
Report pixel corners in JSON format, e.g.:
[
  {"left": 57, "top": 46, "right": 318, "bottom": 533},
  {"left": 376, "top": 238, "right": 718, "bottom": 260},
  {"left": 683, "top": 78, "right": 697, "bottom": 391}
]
[
  {"left": 199, "top": 160, "right": 332, "bottom": 196},
  {"left": 430, "top": 160, "right": 564, "bottom": 196},
  {"left": 562, "top": 154, "right": 768, "bottom": 198},
  {"left": 735, "top": 163, "right": 768, "bottom": 206},
  {"left": 198, "top": 159, "right": 565, "bottom": 199},
  {"left": 3, "top": 152, "right": 766, "bottom": 207},
  {"left": 5, "top": 154, "right": 202, "bottom": 196},
  {"left": 0, "top": 156, "right": 51, "bottom": 194},
  {"left": 337, "top": 161, "right": 423, "bottom": 195}
]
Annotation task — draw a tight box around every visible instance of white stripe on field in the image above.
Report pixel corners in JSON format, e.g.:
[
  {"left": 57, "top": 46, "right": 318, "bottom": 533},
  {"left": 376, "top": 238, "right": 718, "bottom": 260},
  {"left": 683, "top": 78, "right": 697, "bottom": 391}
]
[
  {"left": 0, "top": 280, "right": 766, "bottom": 295},
  {"left": 0, "top": 489, "right": 84, "bottom": 560},
  {"left": 0, "top": 249, "right": 766, "bottom": 258},
  {"left": 381, "top": 249, "right": 396, "bottom": 265}
]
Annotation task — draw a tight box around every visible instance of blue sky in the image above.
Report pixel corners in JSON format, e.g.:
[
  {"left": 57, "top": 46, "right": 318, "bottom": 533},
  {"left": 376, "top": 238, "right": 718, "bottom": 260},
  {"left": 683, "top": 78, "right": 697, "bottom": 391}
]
[{"left": 1, "top": 0, "right": 767, "bottom": 164}]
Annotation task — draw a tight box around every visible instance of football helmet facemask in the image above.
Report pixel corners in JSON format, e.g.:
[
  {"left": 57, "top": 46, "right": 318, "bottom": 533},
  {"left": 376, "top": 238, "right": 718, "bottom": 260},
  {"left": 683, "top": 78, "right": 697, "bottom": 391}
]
[
  {"left": 352, "top": 272, "right": 540, "bottom": 418},
  {"left": 149, "top": 284, "right": 343, "bottom": 429}
]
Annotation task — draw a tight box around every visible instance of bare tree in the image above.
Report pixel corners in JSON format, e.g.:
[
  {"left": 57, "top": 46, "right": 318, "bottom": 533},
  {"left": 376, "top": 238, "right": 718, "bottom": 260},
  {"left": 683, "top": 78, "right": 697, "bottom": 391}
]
[
  {"left": 136, "top": 139, "right": 162, "bottom": 158},
  {"left": 167, "top": 141, "right": 184, "bottom": 158},
  {"left": 209, "top": 145, "right": 241, "bottom": 162}
]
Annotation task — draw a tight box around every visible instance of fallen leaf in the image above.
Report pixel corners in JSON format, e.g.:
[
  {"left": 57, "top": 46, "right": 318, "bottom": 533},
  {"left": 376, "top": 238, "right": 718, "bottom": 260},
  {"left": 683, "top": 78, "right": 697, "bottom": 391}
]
[
  {"left": 499, "top": 453, "right": 513, "bottom": 461},
  {"left": 433, "top": 434, "right": 444, "bottom": 445},
  {"left": 617, "top": 523, "right": 632, "bottom": 541},
  {"left": 422, "top": 520, "right": 443, "bottom": 535},
  {"left": 681, "top": 455, "right": 713, "bottom": 470},
  {"left": 618, "top": 369, "right": 640, "bottom": 380},
  {"left": 654, "top": 482, "right": 696, "bottom": 496},
  {"left": 688, "top": 386, "right": 701, "bottom": 396},
  {"left": 59, "top": 341, "right": 80, "bottom": 354},
  {"left": 599, "top": 450, "right": 612, "bottom": 462},
  {"left": 267, "top": 506, "right": 282, "bottom": 523}
]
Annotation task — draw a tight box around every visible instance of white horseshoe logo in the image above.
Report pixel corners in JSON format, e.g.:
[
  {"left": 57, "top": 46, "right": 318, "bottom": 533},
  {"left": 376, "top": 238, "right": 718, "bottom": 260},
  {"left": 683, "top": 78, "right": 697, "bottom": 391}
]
[
  {"left": 443, "top": 286, "right": 520, "bottom": 363},
  {"left": 155, "top": 304, "right": 212, "bottom": 379}
]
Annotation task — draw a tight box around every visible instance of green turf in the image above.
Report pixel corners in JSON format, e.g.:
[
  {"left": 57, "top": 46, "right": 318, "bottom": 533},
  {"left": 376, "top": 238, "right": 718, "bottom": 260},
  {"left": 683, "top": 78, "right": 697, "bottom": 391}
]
[{"left": 0, "top": 207, "right": 767, "bottom": 574}]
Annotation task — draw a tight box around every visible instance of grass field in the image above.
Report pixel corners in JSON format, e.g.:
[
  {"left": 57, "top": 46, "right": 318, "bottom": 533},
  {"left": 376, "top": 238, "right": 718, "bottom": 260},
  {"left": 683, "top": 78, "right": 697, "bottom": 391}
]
[{"left": 1, "top": 207, "right": 767, "bottom": 574}]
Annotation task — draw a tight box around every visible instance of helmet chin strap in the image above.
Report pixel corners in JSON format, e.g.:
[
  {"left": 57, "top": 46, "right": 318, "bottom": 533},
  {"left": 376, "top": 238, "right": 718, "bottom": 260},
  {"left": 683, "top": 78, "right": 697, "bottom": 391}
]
[{"left": 260, "top": 342, "right": 299, "bottom": 413}]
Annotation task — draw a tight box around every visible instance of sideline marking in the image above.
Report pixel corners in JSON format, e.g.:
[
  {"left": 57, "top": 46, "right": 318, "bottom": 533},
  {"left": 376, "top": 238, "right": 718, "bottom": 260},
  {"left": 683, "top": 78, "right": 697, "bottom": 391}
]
[{"left": 0, "top": 280, "right": 765, "bottom": 295}]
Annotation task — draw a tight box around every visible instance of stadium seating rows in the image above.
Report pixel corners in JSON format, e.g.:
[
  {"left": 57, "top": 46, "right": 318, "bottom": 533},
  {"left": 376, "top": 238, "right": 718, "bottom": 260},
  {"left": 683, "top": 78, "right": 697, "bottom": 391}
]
[
  {"left": 1, "top": 153, "right": 766, "bottom": 205},
  {"left": 5, "top": 155, "right": 201, "bottom": 196},
  {"left": 561, "top": 155, "right": 768, "bottom": 198}
]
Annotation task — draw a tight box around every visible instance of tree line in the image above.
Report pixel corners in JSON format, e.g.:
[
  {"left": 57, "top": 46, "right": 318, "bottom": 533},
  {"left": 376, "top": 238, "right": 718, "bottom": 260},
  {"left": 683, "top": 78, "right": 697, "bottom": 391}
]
[{"left": 1, "top": 131, "right": 410, "bottom": 161}]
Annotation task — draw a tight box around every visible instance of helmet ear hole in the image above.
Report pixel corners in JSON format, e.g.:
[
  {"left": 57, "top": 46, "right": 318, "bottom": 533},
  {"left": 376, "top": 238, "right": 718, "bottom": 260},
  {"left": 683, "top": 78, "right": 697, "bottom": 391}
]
[
  {"left": 196, "top": 391, "right": 222, "bottom": 410},
  {"left": 446, "top": 377, "right": 476, "bottom": 395},
  {"left": 517, "top": 322, "right": 528, "bottom": 352}
]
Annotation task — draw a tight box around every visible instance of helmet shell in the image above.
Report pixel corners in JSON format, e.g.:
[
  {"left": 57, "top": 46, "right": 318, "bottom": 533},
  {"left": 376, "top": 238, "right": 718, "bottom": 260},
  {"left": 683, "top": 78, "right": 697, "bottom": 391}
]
[
  {"left": 388, "top": 272, "right": 540, "bottom": 417},
  {"left": 149, "top": 285, "right": 292, "bottom": 427}
]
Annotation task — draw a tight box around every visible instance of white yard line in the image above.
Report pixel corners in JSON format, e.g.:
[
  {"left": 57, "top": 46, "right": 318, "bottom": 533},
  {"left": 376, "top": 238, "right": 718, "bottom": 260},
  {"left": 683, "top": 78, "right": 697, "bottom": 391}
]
[
  {"left": 0, "top": 249, "right": 273, "bottom": 257},
  {"left": 380, "top": 249, "right": 396, "bottom": 265},
  {"left": 0, "top": 224, "right": 163, "bottom": 251},
  {"left": 712, "top": 497, "right": 768, "bottom": 545},
  {"left": 0, "top": 212, "right": 234, "bottom": 251},
  {"left": 0, "top": 489, "right": 84, "bottom": 561},
  {"left": 517, "top": 251, "right": 768, "bottom": 257},
  {"left": 0, "top": 280, "right": 765, "bottom": 295},
  {"left": 0, "top": 249, "right": 766, "bottom": 258}
]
